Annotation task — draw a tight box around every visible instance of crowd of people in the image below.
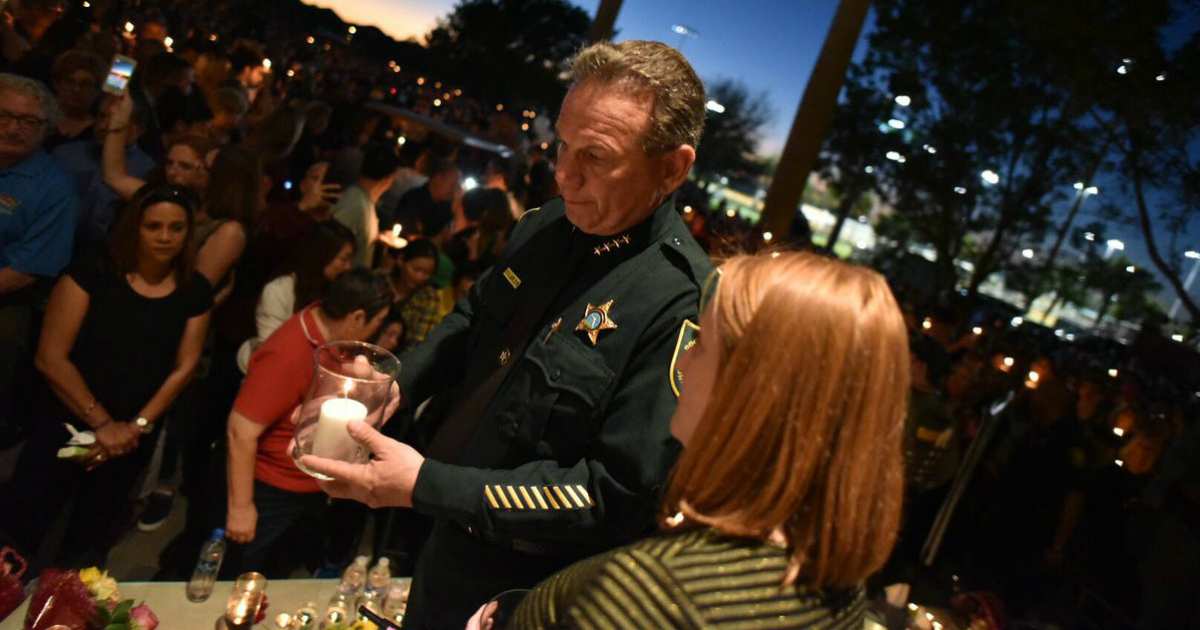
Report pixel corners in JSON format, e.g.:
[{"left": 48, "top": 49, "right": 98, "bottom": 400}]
[{"left": 0, "top": 1, "right": 1197, "bottom": 629}]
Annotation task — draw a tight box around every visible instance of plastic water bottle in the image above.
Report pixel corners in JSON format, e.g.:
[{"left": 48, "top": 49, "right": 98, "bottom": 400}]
[
  {"left": 337, "top": 555, "right": 369, "bottom": 597},
  {"left": 186, "top": 528, "right": 226, "bottom": 602},
  {"left": 365, "top": 557, "right": 391, "bottom": 599}
]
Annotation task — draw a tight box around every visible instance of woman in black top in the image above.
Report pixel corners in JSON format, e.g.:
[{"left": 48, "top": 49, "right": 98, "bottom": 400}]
[{"left": 0, "top": 185, "right": 212, "bottom": 566}]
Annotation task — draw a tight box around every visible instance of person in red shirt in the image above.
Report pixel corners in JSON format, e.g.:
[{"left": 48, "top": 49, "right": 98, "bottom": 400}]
[{"left": 223, "top": 267, "right": 391, "bottom": 577}]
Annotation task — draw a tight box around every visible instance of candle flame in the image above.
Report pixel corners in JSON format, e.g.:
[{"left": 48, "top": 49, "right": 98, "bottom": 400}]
[
  {"left": 342, "top": 381, "right": 353, "bottom": 398},
  {"left": 392, "top": 224, "right": 402, "bottom": 238},
  {"left": 1113, "top": 427, "right": 1124, "bottom": 437}
]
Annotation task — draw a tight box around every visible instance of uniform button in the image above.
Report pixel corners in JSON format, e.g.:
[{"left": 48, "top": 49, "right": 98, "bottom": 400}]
[
  {"left": 467, "top": 526, "right": 474, "bottom": 535},
  {"left": 673, "top": 238, "right": 682, "bottom": 246},
  {"left": 551, "top": 368, "right": 561, "bottom": 381},
  {"left": 499, "top": 348, "right": 511, "bottom": 365}
]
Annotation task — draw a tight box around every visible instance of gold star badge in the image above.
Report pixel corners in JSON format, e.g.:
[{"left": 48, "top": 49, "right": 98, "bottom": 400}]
[{"left": 576, "top": 300, "right": 618, "bottom": 345}]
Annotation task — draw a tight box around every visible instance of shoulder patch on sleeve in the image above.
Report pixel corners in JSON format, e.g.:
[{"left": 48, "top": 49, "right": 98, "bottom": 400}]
[{"left": 669, "top": 320, "right": 701, "bottom": 398}]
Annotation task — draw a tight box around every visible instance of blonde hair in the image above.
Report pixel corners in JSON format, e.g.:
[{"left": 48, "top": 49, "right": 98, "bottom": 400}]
[
  {"left": 661, "top": 252, "right": 910, "bottom": 589},
  {"left": 570, "top": 40, "right": 705, "bottom": 154}
]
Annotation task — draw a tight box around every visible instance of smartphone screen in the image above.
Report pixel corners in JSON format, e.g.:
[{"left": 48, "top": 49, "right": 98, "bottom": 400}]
[{"left": 103, "top": 55, "right": 137, "bottom": 95}]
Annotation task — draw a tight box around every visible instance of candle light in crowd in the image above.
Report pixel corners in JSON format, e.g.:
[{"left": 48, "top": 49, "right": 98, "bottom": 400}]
[
  {"left": 683, "top": 205, "right": 693, "bottom": 214},
  {"left": 907, "top": 603, "right": 918, "bottom": 612},
  {"left": 1003, "top": 356, "right": 1014, "bottom": 368},
  {"left": 925, "top": 612, "right": 934, "bottom": 621},
  {"left": 726, "top": 209, "right": 736, "bottom": 218},
  {"left": 1108, "top": 368, "right": 1119, "bottom": 378},
  {"left": 972, "top": 326, "right": 983, "bottom": 335},
  {"left": 1113, "top": 427, "right": 1125, "bottom": 437},
  {"left": 763, "top": 231, "right": 773, "bottom": 243},
  {"left": 1011, "top": 316, "right": 1024, "bottom": 327},
  {"left": 164, "top": 36, "right": 173, "bottom": 48},
  {"left": 392, "top": 224, "right": 402, "bottom": 239},
  {"left": 1025, "top": 370, "right": 1040, "bottom": 389},
  {"left": 306, "top": 36, "right": 315, "bottom": 44},
  {"left": 124, "top": 21, "right": 134, "bottom": 33},
  {"left": 275, "top": 613, "right": 292, "bottom": 628},
  {"left": 262, "top": 58, "right": 272, "bottom": 70},
  {"left": 347, "top": 26, "right": 357, "bottom": 34},
  {"left": 1116, "top": 459, "right": 1125, "bottom": 467},
  {"left": 463, "top": 177, "right": 478, "bottom": 191},
  {"left": 922, "top": 318, "right": 932, "bottom": 330},
  {"left": 312, "top": 382, "right": 367, "bottom": 460}
]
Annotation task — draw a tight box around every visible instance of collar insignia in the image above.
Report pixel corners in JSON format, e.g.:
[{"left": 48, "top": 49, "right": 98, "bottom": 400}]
[{"left": 593, "top": 234, "right": 632, "bottom": 257}]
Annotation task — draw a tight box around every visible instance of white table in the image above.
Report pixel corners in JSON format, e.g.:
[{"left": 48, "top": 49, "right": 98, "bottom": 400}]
[{"left": 0, "top": 578, "right": 409, "bottom": 629}]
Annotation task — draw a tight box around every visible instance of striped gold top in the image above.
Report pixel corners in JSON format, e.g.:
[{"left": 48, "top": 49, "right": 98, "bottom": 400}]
[{"left": 509, "top": 528, "right": 866, "bottom": 629}]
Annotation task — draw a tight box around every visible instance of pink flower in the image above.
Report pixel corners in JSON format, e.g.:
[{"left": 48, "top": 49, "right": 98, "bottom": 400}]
[{"left": 130, "top": 604, "right": 158, "bottom": 630}]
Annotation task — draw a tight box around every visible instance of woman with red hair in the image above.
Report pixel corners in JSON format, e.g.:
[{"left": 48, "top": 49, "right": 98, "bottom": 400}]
[{"left": 478, "top": 251, "right": 911, "bottom": 629}]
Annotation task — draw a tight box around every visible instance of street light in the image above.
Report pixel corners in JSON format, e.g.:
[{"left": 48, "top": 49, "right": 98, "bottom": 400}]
[
  {"left": 1104, "top": 238, "right": 1125, "bottom": 259},
  {"left": 705, "top": 100, "right": 725, "bottom": 114},
  {"left": 981, "top": 170, "right": 1000, "bottom": 185},
  {"left": 1126, "top": 265, "right": 1136, "bottom": 274},
  {"left": 1169, "top": 250, "right": 1200, "bottom": 320},
  {"left": 895, "top": 95, "right": 911, "bottom": 107},
  {"left": 887, "top": 118, "right": 906, "bottom": 129},
  {"left": 1022, "top": 249, "right": 1035, "bottom": 259}
]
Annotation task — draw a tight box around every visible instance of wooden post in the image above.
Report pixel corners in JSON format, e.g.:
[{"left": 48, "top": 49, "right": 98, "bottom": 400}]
[
  {"left": 586, "top": 0, "right": 624, "bottom": 44},
  {"left": 760, "top": 0, "right": 871, "bottom": 238}
]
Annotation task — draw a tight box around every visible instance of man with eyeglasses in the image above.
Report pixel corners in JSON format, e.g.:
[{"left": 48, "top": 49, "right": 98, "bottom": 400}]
[{"left": 0, "top": 72, "right": 78, "bottom": 432}]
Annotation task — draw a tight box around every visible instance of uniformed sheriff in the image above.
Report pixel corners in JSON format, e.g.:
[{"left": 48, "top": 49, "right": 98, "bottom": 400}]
[{"left": 302, "top": 39, "right": 714, "bottom": 628}]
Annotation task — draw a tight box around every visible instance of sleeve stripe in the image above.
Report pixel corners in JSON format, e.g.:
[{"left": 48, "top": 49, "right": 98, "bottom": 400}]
[
  {"left": 564, "top": 485, "right": 585, "bottom": 508},
  {"left": 553, "top": 486, "right": 572, "bottom": 509},
  {"left": 576, "top": 485, "right": 594, "bottom": 506},
  {"left": 519, "top": 486, "right": 537, "bottom": 510},
  {"left": 544, "top": 487, "right": 562, "bottom": 510},
  {"left": 506, "top": 485, "right": 525, "bottom": 509},
  {"left": 494, "top": 485, "right": 512, "bottom": 509},
  {"left": 484, "top": 485, "right": 500, "bottom": 509},
  {"left": 529, "top": 486, "right": 550, "bottom": 510}
]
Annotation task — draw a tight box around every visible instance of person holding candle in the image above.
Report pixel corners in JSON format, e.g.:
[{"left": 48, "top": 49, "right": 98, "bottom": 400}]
[
  {"left": 0, "top": 184, "right": 212, "bottom": 566},
  {"left": 222, "top": 267, "right": 391, "bottom": 578},
  {"left": 300, "top": 40, "right": 715, "bottom": 629}
]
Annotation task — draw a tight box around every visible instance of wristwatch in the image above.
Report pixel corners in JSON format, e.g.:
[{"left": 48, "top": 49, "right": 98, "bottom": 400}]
[{"left": 135, "top": 416, "right": 153, "bottom": 434}]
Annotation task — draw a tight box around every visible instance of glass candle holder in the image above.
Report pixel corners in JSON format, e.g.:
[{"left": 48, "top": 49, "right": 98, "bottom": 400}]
[
  {"left": 292, "top": 341, "right": 400, "bottom": 479},
  {"left": 225, "top": 572, "right": 267, "bottom": 630}
]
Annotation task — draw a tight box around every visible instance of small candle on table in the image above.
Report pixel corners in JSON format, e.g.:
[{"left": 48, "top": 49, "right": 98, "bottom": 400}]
[{"left": 312, "top": 382, "right": 367, "bottom": 460}]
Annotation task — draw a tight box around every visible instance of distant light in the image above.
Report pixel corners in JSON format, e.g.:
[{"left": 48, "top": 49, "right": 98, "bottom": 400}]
[
  {"left": 1108, "top": 368, "right": 1119, "bottom": 378},
  {"left": 496, "top": 104, "right": 504, "bottom": 112},
  {"left": 209, "top": 34, "right": 218, "bottom": 42},
  {"left": 1066, "top": 333, "right": 1076, "bottom": 341},
  {"left": 907, "top": 603, "right": 919, "bottom": 612},
  {"left": 1116, "top": 459, "right": 1125, "bottom": 467},
  {"left": 1074, "top": 182, "right": 1085, "bottom": 190},
  {"left": 683, "top": 205, "right": 693, "bottom": 214},
  {"left": 1126, "top": 265, "right": 1136, "bottom": 273},
  {"left": 763, "top": 231, "right": 773, "bottom": 242},
  {"left": 885, "top": 151, "right": 905, "bottom": 162},
  {"left": 392, "top": 224, "right": 402, "bottom": 238},
  {"left": 705, "top": 100, "right": 725, "bottom": 114},
  {"left": 82, "top": 1, "right": 90, "bottom": 6},
  {"left": 283, "top": 181, "right": 293, "bottom": 190},
  {"left": 894, "top": 95, "right": 911, "bottom": 107},
  {"left": 262, "top": 59, "right": 272, "bottom": 70},
  {"left": 348, "top": 26, "right": 357, "bottom": 34},
  {"left": 463, "top": 177, "right": 478, "bottom": 191},
  {"left": 934, "top": 623, "right": 943, "bottom": 630},
  {"left": 672, "top": 24, "right": 689, "bottom": 35},
  {"left": 887, "top": 118, "right": 906, "bottom": 129},
  {"left": 923, "top": 144, "right": 937, "bottom": 154},
  {"left": 164, "top": 37, "right": 174, "bottom": 48},
  {"left": 1086, "top": 186, "right": 1098, "bottom": 195},
  {"left": 1029, "top": 371, "right": 1040, "bottom": 383},
  {"left": 396, "top": 136, "right": 406, "bottom": 146},
  {"left": 124, "top": 21, "right": 134, "bottom": 33},
  {"left": 972, "top": 326, "right": 983, "bottom": 335},
  {"left": 922, "top": 318, "right": 932, "bottom": 330},
  {"left": 1172, "top": 334, "right": 1184, "bottom": 342},
  {"left": 725, "top": 209, "right": 736, "bottom": 218},
  {"left": 856, "top": 241, "right": 867, "bottom": 249},
  {"left": 1011, "top": 316, "right": 1023, "bottom": 327},
  {"left": 925, "top": 613, "right": 934, "bottom": 622},
  {"left": 433, "top": 98, "right": 442, "bottom": 107},
  {"left": 287, "top": 69, "right": 295, "bottom": 78},
  {"left": 1186, "top": 250, "right": 1200, "bottom": 260},
  {"left": 521, "top": 123, "right": 530, "bottom": 131},
  {"left": 981, "top": 169, "right": 1000, "bottom": 185},
  {"left": 1113, "top": 427, "right": 1124, "bottom": 437},
  {"left": 1055, "top": 329, "right": 1065, "bottom": 338},
  {"left": 771, "top": 252, "right": 781, "bottom": 259},
  {"left": 1003, "top": 356, "right": 1015, "bottom": 367},
  {"left": 1022, "top": 248, "right": 1034, "bottom": 259},
  {"left": 1084, "top": 232, "right": 1095, "bottom": 241},
  {"left": 1117, "top": 65, "right": 1128, "bottom": 75},
  {"left": 416, "top": 77, "right": 425, "bottom": 85},
  {"left": 1156, "top": 73, "right": 1166, "bottom": 82},
  {"left": 954, "top": 186, "right": 967, "bottom": 195},
  {"left": 864, "top": 166, "right": 875, "bottom": 174},
  {"left": 1107, "top": 239, "right": 1125, "bottom": 251},
  {"left": 306, "top": 36, "right": 315, "bottom": 44},
  {"left": 540, "top": 142, "right": 548, "bottom": 150}
]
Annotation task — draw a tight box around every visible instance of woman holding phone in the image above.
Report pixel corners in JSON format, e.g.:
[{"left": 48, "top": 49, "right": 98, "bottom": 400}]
[{"left": 470, "top": 252, "right": 911, "bottom": 629}]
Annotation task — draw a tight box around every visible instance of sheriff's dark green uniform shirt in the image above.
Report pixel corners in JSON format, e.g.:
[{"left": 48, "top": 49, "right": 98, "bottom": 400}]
[{"left": 397, "top": 196, "right": 712, "bottom": 628}]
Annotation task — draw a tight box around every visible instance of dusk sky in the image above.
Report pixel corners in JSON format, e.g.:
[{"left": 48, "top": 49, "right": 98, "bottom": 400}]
[
  {"left": 302, "top": 0, "right": 847, "bottom": 156},
  {"left": 304, "top": 0, "right": 1199, "bottom": 304}
]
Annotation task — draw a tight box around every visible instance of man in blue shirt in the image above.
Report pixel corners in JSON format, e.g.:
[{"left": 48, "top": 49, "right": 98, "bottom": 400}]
[
  {"left": 0, "top": 73, "right": 78, "bottom": 427},
  {"left": 52, "top": 95, "right": 155, "bottom": 250}
]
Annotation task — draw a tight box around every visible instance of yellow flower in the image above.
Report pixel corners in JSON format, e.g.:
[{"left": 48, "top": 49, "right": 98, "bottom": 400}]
[
  {"left": 93, "top": 575, "right": 120, "bottom": 603},
  {"left": 79, "top": 567, "right": 103, "bottom": 588}
]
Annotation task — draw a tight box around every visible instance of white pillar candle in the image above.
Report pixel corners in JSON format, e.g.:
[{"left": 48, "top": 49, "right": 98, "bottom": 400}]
[{"left": 312, "top": 397, "right": 367, "bottom": 460}]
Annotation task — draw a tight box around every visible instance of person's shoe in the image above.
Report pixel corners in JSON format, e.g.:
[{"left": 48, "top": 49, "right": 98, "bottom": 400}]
[{"left": 137, "top": 490, "right": 175, "bottom": 532}]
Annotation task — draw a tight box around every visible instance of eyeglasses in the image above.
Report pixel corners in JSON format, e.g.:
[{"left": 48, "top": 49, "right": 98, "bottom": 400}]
[{"left": 0, "top": 112, "right": 48, "bottom": 131}]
